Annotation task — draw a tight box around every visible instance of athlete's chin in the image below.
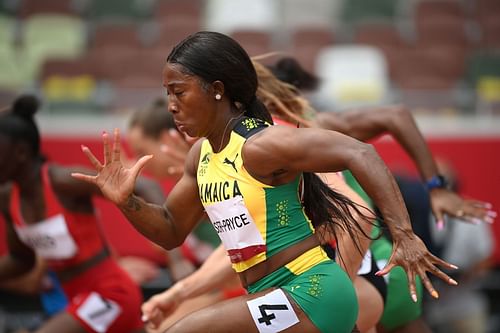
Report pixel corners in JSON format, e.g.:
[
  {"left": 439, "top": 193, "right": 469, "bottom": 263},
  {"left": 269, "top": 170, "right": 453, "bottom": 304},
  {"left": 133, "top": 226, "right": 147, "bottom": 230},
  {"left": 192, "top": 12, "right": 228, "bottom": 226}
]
[{"left": 179, "top": 127, "right": 197, "bottom": 138}]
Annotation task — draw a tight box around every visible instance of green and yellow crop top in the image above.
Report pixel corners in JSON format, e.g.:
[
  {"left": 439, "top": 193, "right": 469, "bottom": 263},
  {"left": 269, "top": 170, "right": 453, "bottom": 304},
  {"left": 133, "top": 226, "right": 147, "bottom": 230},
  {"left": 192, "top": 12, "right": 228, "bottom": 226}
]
[{"left": 197, "top": 117, "right": 327, "bottom": 273}]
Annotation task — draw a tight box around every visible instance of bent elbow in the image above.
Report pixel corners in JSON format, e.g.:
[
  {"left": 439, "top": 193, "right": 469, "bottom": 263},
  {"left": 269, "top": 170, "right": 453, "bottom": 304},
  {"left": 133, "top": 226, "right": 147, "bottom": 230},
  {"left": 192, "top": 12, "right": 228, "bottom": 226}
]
[
  {"left": 341, "top": 141, "right": 377, "bottom": 170},
  {"left": 357, "top": 142, "right": 377, "bottom": 159},
  {"left": 162, "top": 239, "right": 183, "bottom": 251},
  {"left": 347, "top": 142, "right": 381, "bottom": 168},
  {"left": 391, "top": 105, "right": 413, "bottom": 127},
  {"left": 158, "top": 230, "right": 186, "bottom": 251}
]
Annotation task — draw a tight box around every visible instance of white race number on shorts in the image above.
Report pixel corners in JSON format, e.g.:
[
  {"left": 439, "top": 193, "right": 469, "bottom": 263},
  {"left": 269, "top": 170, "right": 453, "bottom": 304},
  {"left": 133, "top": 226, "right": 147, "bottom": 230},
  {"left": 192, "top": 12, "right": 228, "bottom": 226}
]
[
  {"left": 376, "top": 259, "right": 390, "bottom": 284},
  {"left": 76, "top": 292, "right": 121, "bottom": 333},
  {"left": 247, "top": 289, "right": 299, "bottom": 333},
  {"left": 357, "top": 250, "right": 373, "bottom": 275}
]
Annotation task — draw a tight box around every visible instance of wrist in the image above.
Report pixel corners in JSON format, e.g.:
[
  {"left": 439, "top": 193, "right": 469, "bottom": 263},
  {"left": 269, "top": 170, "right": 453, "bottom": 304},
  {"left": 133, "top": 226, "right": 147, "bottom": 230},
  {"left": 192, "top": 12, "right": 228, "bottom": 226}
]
[
  {"left": 388, "top": 222, "right": 414, "bottom": 240},
  {"left": 425, "top": 174, "right": 448, "bottom": 191},
  {"left": 117, "top": 194, "right": 140, "bottom": 211},
  {"left": 172, "top": 280, "right": 187, "bottom": 301}
]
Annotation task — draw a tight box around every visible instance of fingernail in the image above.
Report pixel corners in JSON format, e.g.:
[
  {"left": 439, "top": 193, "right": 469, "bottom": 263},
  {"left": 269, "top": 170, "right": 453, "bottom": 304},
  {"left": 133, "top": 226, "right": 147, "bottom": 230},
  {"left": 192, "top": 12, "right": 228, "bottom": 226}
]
[
  {"left": 485, "top": 217, "right": 494, "bottom": 224},
  {"left": 81, "top": 144, "right": 86, "bottom": 151},
  {"left": 412, "top": 294, "right": 418, "bottom": 302},
  {"left": 141, "top": 315, "right": 148, "bottom": 322},
  {"left": 472, "top": 218, "right": 482, "bottom": 225},
  {"left": 485, "top": 203, "right": 493, "bottom": 209},
  {"left": 437, "top": 220, "right": 444, "bottom": 230},
  {"left": 449, "top": 278, "right": 458, "bottom": 285},
  {"left": 487, "top": 211, "right": 497, "bottom": 218},
  {"left": 160, "top": 144, "right": 168, "bottom": 152},
  {"left": 450, "top": 264, "right": 459, "bottom": 269},
  {"left": 169, "top": 128, "right": 178, "bottom": 135},
  {"left": 375, "top": 271, "right": 382, "bottom": 276},
  {"left": 431, "top": 290, "right": 439, "bottom": 299}
]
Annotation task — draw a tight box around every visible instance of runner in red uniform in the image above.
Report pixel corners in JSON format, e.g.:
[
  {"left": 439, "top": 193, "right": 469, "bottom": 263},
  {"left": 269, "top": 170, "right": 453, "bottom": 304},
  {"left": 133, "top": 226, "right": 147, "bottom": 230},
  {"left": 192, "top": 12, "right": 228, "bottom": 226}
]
[{"left": 0, "top": 95, "right": 164, "bottom": 333}]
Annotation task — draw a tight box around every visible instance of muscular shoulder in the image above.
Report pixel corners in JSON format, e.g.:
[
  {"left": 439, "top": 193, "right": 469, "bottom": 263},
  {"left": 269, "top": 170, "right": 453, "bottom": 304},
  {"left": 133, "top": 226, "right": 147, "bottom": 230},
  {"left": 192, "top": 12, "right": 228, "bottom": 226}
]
[
  {"left": 244, "top": 125, "right": 301, "bottom": 156},
  {"left": 242, "top": 126, "right": 300, "bottom": 182}
]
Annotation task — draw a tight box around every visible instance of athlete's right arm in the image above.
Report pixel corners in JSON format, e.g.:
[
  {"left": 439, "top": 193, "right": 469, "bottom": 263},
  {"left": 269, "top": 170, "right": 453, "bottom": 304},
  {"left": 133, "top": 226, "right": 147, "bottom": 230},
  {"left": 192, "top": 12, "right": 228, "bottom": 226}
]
[
  {"left": 118, "top": 142, "right": 205, "bottom": 250},
  {"left": 72, "top": 129, "right": 205, "bottom": 250},
  {"left": 141, "top": 245, "right": 235, "bottom": 328},
  {"left": 166, "top": 244, "right": 234, "bottom": 301}
]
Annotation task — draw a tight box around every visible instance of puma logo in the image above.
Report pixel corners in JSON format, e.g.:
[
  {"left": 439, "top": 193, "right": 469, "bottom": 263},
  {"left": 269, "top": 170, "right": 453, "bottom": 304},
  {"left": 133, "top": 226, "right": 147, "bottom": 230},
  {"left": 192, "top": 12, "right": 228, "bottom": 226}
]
[{"left": 223, "top": 154, "right": 238, "bottom": 172}]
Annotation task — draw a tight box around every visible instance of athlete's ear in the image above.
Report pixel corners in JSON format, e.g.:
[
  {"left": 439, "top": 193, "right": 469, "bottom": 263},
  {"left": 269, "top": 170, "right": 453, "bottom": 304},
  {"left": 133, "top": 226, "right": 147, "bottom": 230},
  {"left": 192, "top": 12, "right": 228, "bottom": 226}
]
[{"left": 211, "top": 80, "right": 225, "bottom": 99}]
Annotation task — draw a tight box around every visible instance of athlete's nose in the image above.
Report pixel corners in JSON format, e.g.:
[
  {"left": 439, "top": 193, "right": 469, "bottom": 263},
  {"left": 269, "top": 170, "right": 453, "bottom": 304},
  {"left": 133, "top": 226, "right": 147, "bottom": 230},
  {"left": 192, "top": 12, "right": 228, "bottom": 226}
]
[{"left": 168, "top": 99, "right": 178, "bottom": 114}]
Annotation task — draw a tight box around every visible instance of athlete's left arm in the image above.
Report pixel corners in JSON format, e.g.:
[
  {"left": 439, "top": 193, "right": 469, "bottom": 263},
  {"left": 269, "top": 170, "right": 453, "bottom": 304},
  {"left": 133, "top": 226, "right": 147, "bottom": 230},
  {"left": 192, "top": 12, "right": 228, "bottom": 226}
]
[
  {"left": 244, "top": 125, "right": 457, "bottom": 301},
  {"left": 244, "top": 126, "right": 412, "bottom": 235},
  {"left": 314, "top": 105, "right": 437, "bottom": 179},
  {"left": 314, "top": 105, "right": 495, "bottom": 225}
]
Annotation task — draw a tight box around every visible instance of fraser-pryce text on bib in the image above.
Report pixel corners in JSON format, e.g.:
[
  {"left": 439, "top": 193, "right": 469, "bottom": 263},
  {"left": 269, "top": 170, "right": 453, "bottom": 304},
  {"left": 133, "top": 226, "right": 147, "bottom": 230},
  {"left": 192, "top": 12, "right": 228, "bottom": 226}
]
[{"left": 204, "top": 195, "right": 266, "bottom": 263}]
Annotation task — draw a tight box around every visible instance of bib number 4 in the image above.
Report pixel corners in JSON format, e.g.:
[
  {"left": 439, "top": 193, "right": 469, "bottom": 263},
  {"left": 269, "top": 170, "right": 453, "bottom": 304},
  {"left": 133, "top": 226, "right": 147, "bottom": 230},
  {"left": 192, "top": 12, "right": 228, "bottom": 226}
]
[
  {"left": 247, "top": 289, "right": 299, "bottom": 333},
  {"left": 258, "top": 304, "right": 290, "bottom": 325}
]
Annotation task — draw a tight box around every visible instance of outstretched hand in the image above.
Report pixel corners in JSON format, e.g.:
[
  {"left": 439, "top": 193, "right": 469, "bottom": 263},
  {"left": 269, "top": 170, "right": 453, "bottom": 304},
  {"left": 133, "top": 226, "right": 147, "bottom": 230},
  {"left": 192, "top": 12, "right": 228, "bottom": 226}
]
[
  {"left": 71, "top": 128, "right": 153, "bottom": 206},
  {"left": 430, "top": 188, "right": 496, "bottom": 229},
  {"left": 375, "top": 233, "right": 458, "bottom": 302}
]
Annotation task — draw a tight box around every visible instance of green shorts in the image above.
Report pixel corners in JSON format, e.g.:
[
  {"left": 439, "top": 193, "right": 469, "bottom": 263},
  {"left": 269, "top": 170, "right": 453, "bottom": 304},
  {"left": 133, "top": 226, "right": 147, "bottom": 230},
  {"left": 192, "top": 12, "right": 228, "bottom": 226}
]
[
  {"left": 248, "top": 260, "right": 358, "bottom": 333},
  {"left": 371, "top": 236, "right": 423, "bottom": 330}
]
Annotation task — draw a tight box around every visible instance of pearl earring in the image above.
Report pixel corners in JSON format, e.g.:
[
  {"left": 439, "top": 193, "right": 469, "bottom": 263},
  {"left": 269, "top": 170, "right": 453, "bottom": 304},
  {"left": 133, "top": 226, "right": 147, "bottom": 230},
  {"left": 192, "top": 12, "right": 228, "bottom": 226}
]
[{"left": 215, "top": 94, "right": 222, "bottom": 100}]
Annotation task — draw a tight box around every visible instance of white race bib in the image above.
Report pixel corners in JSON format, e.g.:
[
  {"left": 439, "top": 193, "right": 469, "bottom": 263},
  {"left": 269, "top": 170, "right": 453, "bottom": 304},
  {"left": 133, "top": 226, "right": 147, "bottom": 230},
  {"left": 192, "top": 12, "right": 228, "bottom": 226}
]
[
  {"left": 247, "top": 289, "right": 300, "bottom": 333},
  {"left": 15, "top": 214, "right": 78, "bottom": 260},
  {"left": 204, "top": 196, "right": 265, "bottom": 261},
  {"left": 76, "top": 292, "right": 121, "bottom": 333},
  {"left": 357, "top": 250, "right": 373, "bottom": 275},
  {"left": 376, "top": 259, "right": 390, "bottom": 284}
]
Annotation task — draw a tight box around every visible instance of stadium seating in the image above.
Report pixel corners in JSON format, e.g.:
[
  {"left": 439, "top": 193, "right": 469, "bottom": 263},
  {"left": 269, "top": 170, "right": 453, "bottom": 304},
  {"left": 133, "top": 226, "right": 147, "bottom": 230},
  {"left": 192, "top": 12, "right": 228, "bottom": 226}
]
[
  {"left": 23, "top": 14, "right": 86, "bottom": 85},
  {"left": 0, "top": 0, "right": 497, "bottom": 114},
  {"left": 315, "top": 45, "right": 390, "bottom": 108}
]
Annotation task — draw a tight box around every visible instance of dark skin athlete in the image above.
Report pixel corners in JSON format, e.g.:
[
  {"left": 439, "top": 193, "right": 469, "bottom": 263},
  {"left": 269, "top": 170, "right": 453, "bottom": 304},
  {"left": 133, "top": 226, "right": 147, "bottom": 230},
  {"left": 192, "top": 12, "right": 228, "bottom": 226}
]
[
  {"left": 313, "top": 106, "right": 494, "bottom": 226},
  {"left": 72, "top": 62, "right": 458, "bottom": 333}
]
